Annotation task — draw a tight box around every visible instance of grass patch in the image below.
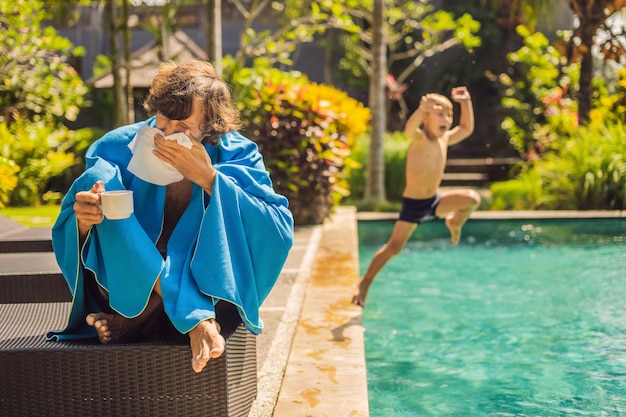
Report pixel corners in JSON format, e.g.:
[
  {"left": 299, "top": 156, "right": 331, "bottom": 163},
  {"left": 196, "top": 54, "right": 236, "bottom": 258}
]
[{"left": 0, "top": 205, "right": 61, "bottom": 227}]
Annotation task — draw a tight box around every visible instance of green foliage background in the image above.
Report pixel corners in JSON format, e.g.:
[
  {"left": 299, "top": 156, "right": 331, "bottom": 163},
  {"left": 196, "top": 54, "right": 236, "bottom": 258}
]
[
  {"left": 0, "top": 0, "right": 93, "bottom": 207},
  {"left": 491, "top": 118, "right": 626, "bottom": 210},
  {"left": 1, "top": 1, "right": 625, "bottom": 215},
  {"left": 491, "top": 27, "right": 626, "bottom": 211}
]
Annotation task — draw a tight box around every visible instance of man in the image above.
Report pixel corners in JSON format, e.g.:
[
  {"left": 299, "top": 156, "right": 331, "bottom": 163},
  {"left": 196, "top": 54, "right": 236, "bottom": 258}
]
[{"left": 48, "top": 60, "right": 294, "bottom": 373}]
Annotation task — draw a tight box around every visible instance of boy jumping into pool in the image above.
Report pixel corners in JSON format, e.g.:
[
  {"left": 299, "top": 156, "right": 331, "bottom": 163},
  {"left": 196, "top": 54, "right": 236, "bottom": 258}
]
[{"left": 352, "top": 86, "right": 481, "bottom": 307}]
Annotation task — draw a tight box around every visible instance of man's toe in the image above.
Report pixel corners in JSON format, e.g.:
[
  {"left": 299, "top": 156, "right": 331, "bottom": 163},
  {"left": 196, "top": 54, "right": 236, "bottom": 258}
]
[
  {"left": 192, "top": 352, "right": 210, "bottom": 373},
  {"left": 210, "top": 340, "right": 225, "bottom": 358}
]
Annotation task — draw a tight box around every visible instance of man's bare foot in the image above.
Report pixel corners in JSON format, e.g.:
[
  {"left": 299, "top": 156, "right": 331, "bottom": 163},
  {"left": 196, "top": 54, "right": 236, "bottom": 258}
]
[
  {"left": 351, "top": 280, "right": 369, "bottom": 308},
  {"left": 85, "top": 291, "right": 165, "bottom": 344},
  {"left": 86, "top": 312, "right": 123, "bottom": 344},
  {"left": 86, "top": 309, "right": 159, "bottom": 344},
  {"left": 188, "top": 319, "right": 225, "bottom": 373},
  {"left": 445, "top": 215, "right": 462, "bottom": 246}
]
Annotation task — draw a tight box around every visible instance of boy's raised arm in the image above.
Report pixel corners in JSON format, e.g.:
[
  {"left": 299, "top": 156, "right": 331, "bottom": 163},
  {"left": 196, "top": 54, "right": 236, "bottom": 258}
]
[
  {"left": 448, "top": 87, "right": 474, "bottom": 145},
  {"left": 404, "top": 97, "right": 428, "bottom": 138}
]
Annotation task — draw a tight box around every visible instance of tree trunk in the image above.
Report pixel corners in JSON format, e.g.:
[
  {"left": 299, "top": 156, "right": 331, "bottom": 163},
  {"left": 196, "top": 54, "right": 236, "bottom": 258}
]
[
  {"left": 122, "top": 0, "right": 134, "bottom": 124},
  {"left": 365, "top": 0, "right": 387, "bottom": 201},
  {"left": 323, "top": 28, "right": 336, "bottom": 84},
  {"left": 566, "top": 0, "right": 617, "bottom": 124},
  {"left": 161, "top": 24, "right": 170, "bottom": 61},
  {"left": 206, "top": 0, "right": 223, "bottom": 74},
  {"left": 105, "top": 0, "right": 127, "bottom": 128},
  {"left": 577, "top": 24, "right": 593, "bottom": 124}
]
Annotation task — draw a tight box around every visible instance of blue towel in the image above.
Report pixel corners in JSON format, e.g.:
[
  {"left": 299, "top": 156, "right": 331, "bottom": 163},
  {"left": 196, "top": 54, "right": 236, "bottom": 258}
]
[{"left": 47, "top": 118, "right": 294, "bottom": 340}]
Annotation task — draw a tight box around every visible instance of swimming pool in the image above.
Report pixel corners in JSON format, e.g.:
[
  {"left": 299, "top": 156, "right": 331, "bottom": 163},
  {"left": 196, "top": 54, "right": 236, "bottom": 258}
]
[{"left": 359, "top": 217, "right": 626, "bottom": 416}]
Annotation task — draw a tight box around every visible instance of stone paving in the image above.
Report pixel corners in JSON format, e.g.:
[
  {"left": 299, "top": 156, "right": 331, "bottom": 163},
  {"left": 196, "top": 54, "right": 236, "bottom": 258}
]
[{"left": 271, "top": 206, "right": 368, "bottom": 416}]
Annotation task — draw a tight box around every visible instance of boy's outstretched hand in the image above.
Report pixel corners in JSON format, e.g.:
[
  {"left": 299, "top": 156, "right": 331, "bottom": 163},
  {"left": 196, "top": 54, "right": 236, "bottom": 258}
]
[
  {"left": 451, "top": 86, "right": 471, "bottom": 102},
  {"left": 419, "top": 94, "right": 437, "bottom": 112}
]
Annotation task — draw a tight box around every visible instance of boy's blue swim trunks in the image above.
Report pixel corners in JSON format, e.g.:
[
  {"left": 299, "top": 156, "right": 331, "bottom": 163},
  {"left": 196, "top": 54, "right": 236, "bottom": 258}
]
[{"left": 398, "top": 194, "right": 441, "bottom": 224}]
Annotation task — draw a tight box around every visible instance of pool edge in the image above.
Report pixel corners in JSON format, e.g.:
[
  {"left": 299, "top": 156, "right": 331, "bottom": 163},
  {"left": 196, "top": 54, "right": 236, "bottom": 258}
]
[{"left": 358, "top": 210, "right": 626, "bottom": 221}]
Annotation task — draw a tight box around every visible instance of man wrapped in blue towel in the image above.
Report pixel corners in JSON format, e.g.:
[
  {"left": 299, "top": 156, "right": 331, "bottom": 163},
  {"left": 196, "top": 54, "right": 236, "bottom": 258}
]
[{"left": 47, "top": 60, "right": 294, "bottom": 373}]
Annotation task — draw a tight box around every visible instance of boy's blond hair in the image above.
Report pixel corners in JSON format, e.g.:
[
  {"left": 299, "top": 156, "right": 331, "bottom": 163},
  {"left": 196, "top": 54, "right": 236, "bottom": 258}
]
[{"left": 419, "top": 93, "right": 453, "bottom": 131}]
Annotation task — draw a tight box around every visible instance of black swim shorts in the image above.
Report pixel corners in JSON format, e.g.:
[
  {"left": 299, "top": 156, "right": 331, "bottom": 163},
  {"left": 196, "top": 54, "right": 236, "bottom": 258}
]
[{"left": 398, "top": 194, "right": 441, "bottom": 224}]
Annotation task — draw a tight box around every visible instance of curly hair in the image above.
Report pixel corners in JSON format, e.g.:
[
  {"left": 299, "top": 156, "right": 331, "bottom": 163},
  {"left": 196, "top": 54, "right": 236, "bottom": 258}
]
[{"left": 143, "top": 60, "right": 241, "bottom": 145}]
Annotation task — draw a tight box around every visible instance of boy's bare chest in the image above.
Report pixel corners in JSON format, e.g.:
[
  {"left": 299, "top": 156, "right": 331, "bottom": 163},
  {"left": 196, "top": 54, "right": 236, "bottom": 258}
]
[{"left": 407, "top": 139, "right": 446, "bottom": 167}]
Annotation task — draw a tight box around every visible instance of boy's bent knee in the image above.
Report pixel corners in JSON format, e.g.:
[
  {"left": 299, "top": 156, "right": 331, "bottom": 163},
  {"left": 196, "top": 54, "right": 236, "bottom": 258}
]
[
  {"left": 384, "top": 242, "right": 404, "bottom": 256},
  {"left": 469, "top": 189, "right": 481, "bottom": 205}
]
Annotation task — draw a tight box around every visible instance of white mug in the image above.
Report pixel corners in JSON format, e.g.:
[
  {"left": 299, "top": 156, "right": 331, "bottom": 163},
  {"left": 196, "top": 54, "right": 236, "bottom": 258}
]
[{"left": 99, "top": 190, "right": 134, "bottom": 220}]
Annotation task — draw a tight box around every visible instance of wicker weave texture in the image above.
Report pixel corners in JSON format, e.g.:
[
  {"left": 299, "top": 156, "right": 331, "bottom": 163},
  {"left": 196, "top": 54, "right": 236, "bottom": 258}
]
[
  {"left": 1, "top": 232, "right": 259, "bottom": 417},
  {"left": 0, "top": 324, "right": 257, "bottom": 417},
  {"left": 0, "top": 238, "right": 53, "bottom": 253},
  {"left": 0, "top": 273, "right": 70, "bottom": 303}
]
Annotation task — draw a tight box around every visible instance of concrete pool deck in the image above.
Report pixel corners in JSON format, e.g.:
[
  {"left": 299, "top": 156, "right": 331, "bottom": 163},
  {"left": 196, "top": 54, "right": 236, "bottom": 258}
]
[
  {"left": 251, "top": 206, "right": 369, "bottom": 416},
  {"left": 253, "top": 207, "right": 625, "bottom": 416}
]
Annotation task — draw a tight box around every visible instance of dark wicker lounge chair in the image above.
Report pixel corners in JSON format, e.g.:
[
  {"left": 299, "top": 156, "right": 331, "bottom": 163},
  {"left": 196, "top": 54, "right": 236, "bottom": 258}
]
[{"left": 0, "top": 223, "right": 258, "bottom": 417}]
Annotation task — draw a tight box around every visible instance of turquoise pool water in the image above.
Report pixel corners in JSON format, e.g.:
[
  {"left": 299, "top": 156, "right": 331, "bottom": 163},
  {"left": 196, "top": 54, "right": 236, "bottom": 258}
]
[{"left": 359, "top": 218, "right": 626, "bottom": 416}]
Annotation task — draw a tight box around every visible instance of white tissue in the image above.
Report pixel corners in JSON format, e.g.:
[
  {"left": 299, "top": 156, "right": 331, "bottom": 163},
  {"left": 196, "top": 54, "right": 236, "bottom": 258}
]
[{"left": 127, "top": 125, "right": 193, "bottom": 185}]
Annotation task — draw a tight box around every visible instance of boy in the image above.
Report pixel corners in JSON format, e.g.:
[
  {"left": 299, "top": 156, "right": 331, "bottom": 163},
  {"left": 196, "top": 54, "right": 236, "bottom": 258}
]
[{"left": 352, "top": 86, "right": 480, "bottom": 307}]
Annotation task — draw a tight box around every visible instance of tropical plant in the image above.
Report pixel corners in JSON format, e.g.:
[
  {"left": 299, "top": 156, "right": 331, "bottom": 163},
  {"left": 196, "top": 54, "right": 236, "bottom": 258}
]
[
  {"left": 489, "top": 169, "right": 545, "bottom": 210},
  {"left": 0, "top": 0, "right": 92, "bottom": 206},
  {"left": 562, "top": 0, "right": 626, "bottom": 123},
  {"left": 0, "top": 121, "right": 95, "bottom": 206},
  {"left": 0, "top": 157, "right": 19, "bottom": 209},
  {"left": 0, "top": 0, "right": 87, "bottom": 125},
  {"left": 493, "top": 23, "right": 626, "bottom": 211},
  {"left": 598, "top": 66, "right": 626, "bottom": 122},
  {"left": 488, "top": 0, "right": 626, "bottom": 123},
  {"left": 490, "top": 117, "right": 626, "bottom": 210},
  {"left": 229, "top": 59, "right": 371, "bottom": 224},
  {"left": 499, "top": 25, "right": 579, "bottom": 160}
]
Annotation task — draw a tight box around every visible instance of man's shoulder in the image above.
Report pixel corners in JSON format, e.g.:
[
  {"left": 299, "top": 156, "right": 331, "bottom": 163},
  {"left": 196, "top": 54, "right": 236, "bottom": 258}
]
[
  {"left": 216, "top": 131, "right": 257, "bottom": 151},
  {"left": 87, "top": 119, "right": 152, "bottom": 159}
]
